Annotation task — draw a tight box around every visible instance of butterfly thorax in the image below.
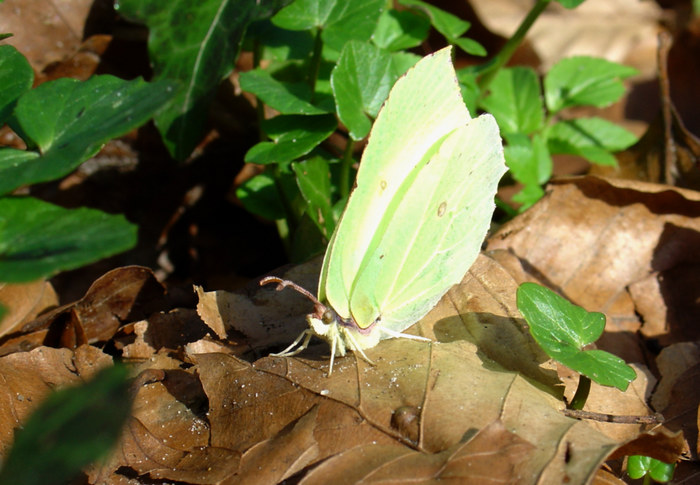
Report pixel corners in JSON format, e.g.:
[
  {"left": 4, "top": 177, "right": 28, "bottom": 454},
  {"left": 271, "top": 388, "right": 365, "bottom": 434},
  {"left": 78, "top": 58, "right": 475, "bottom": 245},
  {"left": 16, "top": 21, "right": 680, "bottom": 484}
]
[{"left": 307, "top": 304, "right": 382, "bottom": 365}]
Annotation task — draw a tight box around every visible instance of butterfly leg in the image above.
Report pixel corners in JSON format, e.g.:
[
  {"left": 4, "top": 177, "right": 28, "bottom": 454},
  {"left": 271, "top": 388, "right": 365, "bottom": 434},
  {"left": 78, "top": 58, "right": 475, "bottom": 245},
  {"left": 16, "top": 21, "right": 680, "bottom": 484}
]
[
  {"left": 380, "top": 327, "right": 431, "bottom": 342},
  {"left": 271, "top": 329, "right": 314, "bottom": 357},
  {"left": 343, "top": 329, "right": 375, "bottom": 365}
]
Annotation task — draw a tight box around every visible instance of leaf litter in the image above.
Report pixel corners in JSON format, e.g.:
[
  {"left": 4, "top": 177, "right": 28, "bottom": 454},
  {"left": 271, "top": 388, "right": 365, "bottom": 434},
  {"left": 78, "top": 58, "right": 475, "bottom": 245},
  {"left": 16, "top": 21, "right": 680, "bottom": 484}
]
[
  {"left": 1, "top": 0, "right": 700, "bottom": 483},
  {"left": 0, "top": 177, "right": 696, "bottom": 482}
]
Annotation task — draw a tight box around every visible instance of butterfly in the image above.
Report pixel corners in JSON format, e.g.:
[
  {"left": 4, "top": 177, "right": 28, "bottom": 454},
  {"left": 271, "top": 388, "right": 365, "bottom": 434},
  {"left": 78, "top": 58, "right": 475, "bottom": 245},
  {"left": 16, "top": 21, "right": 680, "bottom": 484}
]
[{"left": 262, "top": 47, "right": 506, "bottom": 374}]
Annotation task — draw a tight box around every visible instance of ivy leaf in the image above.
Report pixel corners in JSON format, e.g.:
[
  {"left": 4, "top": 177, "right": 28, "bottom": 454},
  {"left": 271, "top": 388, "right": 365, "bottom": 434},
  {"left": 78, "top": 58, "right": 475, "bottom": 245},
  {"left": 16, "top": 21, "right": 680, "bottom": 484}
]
[
  {"left": 116, "top": 0, "right": 291, "bottom": 160},
  {"left": 480, "top": 66, "right": 544, "bottom": 135},
  {"left": 544, "top": 56, "right": 638, "bottom": 113},
  {"left": 244, "top": 114, "right": 337, "bottom": 165},
  {"left": 0, "top": 197, "right": 137, "bottom": 283},
  {"left": 516, "top": 282, "right": 637, "bottom": 391},
  {"left": 272, "top": 0, "right": 384, "bottom": 52},
  {"left": 0, "top": 76, "right": 175, "bottom": 196}
]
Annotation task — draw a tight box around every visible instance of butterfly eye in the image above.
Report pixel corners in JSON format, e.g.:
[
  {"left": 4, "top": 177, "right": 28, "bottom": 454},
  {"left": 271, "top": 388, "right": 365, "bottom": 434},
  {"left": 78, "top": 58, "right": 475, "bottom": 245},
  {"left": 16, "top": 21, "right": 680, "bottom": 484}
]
[{"left": 322, "top": 310, "right": 335, "bottom": 324}]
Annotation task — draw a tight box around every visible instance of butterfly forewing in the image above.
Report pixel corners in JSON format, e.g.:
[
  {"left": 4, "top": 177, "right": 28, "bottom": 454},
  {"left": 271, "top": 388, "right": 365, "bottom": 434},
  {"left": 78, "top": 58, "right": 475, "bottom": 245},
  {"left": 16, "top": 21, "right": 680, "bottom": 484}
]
[{"left": 320, "top": 48, "right": 471, "bottom": 328}]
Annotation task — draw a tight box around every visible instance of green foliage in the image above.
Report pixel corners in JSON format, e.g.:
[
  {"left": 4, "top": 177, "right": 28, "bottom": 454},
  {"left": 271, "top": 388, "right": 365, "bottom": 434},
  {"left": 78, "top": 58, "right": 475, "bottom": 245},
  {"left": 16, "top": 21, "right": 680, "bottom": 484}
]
[
  {"left": 479, "top": 57, "right": 638, "bottom": 210},
  {"left": 516, "top": 282, "right": 637, "bottom": 391},
  {"left": 0, "top": 45, "right": 175, "bottom": 285},
  {"left": 114, "top": 0, "right": 292, "bottom": 160},
  {"left": 0, "top": 198, "right": 137, "bottom": 283},
  {"left": 0, "top": 365, "right": 133, "bottom": 485},
  {"left": 239, "top": 0, "right": 488, "bottom": 260},
  {"left": 627, "top": 455, "right": 676, "bottom": 482},
  {"left": 109, "top": 0, "right": 639, "bottom": 259}
]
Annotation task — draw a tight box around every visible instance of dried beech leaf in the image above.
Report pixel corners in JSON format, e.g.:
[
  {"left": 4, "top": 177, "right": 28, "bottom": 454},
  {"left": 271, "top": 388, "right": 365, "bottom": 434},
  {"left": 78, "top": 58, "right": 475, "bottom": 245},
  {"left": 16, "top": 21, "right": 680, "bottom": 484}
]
[
  {"left": 0, "top": 345, "right": 112, "bottom": 454},
  {"left": 0, "top": 280, "right": 57, "bottom": 338},
  {"left": 301, "top": 420, "right": 535, "bottom": 484},
  {"left": 652, "top": 342, "right": 700, "bottom": 411},
  {"left": 115, "top": 309, "right": 210, "bottom": 360},
  {"left": 610, "top": 426, "right": 689, "bottom": 464},
  {"left": 0, "top": 0, "right": 95, "bottom": 72},
  {"left": 1, "top": 266, "right": 166, "bottom": 355},
  {"left": 654, "top": 363, "right": 700, "bottom": 460},
  {"left": 87, "top": 354, "right": 230, "bottom": 483},
  {"left": 237, "top": 405, "right": 321, "bottom": 483},
  {"left": 470, "top": 0, "right": 660, "bottom": 75},
  {"left": 198, "top": 260, "right": 323, "bottom": 349},
  {"left": 487, "top": 176, "right": 700, "bottom": 357}
]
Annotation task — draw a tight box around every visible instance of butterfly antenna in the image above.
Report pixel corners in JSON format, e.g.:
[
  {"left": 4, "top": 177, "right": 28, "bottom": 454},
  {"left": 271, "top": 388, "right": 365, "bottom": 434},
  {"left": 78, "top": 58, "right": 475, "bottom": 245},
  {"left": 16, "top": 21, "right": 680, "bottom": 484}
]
[{"left": 260, "top": 276, "right": 322, "bottom": 306}]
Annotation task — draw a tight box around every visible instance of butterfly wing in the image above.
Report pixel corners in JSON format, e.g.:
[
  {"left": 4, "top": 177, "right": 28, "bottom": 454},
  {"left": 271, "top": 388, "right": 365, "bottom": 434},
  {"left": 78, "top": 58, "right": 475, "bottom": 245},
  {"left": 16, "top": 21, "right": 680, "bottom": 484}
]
[
  {"left": 320, "top": 47, "right": 474, "bottom": 327},
  {"left": 349, "top": 114, "right": 506, "bottom": 331}
]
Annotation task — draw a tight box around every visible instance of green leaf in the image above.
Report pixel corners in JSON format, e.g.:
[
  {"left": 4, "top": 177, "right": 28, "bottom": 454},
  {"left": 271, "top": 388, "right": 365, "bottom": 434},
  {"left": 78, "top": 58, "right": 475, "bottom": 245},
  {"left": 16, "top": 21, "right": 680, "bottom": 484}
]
[
  {"left": 0, "top": 45, "right": 33, "bottom": 125},
  {"left": 480, "top": 66, "right": 544, "bottom": 135},
  {"left": 544, "top": 56, "right": 638, "bottom": 113},
  {"left": 246, "top": 20, "right": 315, "bottom": 62},
  {"left": 512, "top": 183, "right": 545, "bottom": 210},
  {"left": 236, "top": 172, "right": 286, "bottom": 221},
  {"left": 245, "top": 114, "right": 336, "bottom": 164},
  {"left": 0, "top": 365, "right": 132, "bottom": 485},
  {"left": 452, "top": 36, "right": 486, "bottom": 56},
  {"left": 290, "top": 213, "right": 326, "bottom": 261},
  {"left": 456, "top": 69, "right": 480, "bottom": 115},
  {"left": 504, "top": 134, "right": 550, "bottom": 211},
  {"left": 516, "top": 282, "right": 637, "bottom": 391},
  {"left": 627, "top": 455, "right": 675, "bottom": 482},
  {"left": 272, "top": 0, "right": 384, "bottom": 52},
  {"left": 556, "top": 0, "right": 586, "bottom": 7},
  {"left": 292, "top": 156, "right": 335, "bottom": 237},
  {"left": 0, "top": 76, "right": 175, "bottom": 196},
  {"left": 331, "top": 41, "right": 402, "bottom": 140},
  {"left": 547, "top": 117, "right": 638, "bottom": 166},
  {"left": 239, "top": 69, "right": 332, "bottom": 115},
  {"left": 0, "top": 197, "right": 137, "bottom": 283},
  {"left": 115, "top": 0, "right": 291, "bottom": 160},
  {"left": 371, "top": 9, "right": 430, "bottom": 51},
  {"left": 400, "top": 0, "right": 469, "bottom": 39}
]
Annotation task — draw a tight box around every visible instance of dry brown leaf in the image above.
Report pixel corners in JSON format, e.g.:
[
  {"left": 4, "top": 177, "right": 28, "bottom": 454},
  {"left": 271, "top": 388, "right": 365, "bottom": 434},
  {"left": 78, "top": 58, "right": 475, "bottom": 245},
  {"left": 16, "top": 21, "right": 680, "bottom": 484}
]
[
  {"left": 656, "top": 363, "right": 700, "bottom": 460},
  {"left": 580, "top": 364, "right": 655, "bottom": 443},
  {"left": 470, "top": 0, "right": 660, "bottom": 76},
  {"left": 592, "top": 468, "right": 628, "bottom": 484},
  {"left": 610, "top": 426, "right": 689, "bottom": 464},
  {"left": 235, "top": 405, "right": 321, "bottom": 484},
  {"left": 86, "top": 353, "right": 236, "bottom": 483},
  {"left": 0, "top": 266, "right": 166, "bottom": 356},
  {"left": 189, "top": 245, "right": 670, "bottom": 483},
  {"left": 198, "top": 260, "right": 323, "bottom": 350},
  {"left": 0, "top": 280, "right": 58, "bottom": 338},
  {"left": 652, "top": 341, "right": 700, "bottom": 411},
  {"left": 115, "top": 309, "right": 211, "bottom": 360},
  {"left": 487, "top": 176, "right": 700, "bottom": 359},
  {"left": 0, "top": 0, "right": 95, "bottom": 73},
  {"left": 300, "top": 420, "right": 535, "bottom": 484},
  {"left": 0, "top": 345, "right": 112, "bottom": 456}
]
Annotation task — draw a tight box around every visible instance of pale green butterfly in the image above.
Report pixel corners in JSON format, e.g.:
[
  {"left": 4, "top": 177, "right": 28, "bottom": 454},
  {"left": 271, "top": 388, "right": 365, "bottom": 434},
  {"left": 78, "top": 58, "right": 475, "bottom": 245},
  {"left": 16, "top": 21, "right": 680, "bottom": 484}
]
[{"left": 261, "top": 46, "right": 507, "bottom": 374}]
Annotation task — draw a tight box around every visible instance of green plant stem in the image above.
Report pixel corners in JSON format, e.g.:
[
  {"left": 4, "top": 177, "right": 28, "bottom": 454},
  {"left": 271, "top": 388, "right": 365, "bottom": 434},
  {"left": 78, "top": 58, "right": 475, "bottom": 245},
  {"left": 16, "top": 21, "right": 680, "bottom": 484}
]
[
  {"left": 340, "top": 136, "right": 355, "bottom": 200},
  {"left": 568, "top": 375, "right": 591, "bottom": 410},
  {"left": 308, "top": 29, "right": 324, "bottom": 99},
  {"left": 477, "top": 0, "right": 550, "bottom": 94}
]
